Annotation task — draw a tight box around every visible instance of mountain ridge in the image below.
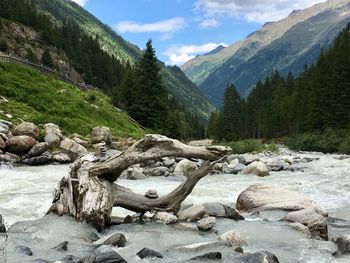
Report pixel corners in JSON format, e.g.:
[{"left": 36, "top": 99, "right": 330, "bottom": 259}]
[{"left": 182, "top": 0, "right": 350, "bottom": 107}]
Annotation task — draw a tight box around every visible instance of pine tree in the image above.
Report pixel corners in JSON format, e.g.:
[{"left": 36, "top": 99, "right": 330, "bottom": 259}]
[
  {"left": 219, "top": 84, "right": 244, "bottom": 141},
  {"left": 131, "top": 40, "right": 168, "bottom": 131},
  {"left": 25, "top": 48, "right": 38, "bottom": 63},
  {"left": 41, "top": 49, "right": 54, "bottom": 68}
]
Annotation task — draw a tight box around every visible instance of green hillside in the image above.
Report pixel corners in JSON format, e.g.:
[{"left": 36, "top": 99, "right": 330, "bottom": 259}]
[
  {"left": 0, "top": 61, "right": 144, "bottom": 138},
  {"left": 32, "top": 0, "right": 215, "bottom": 121}
]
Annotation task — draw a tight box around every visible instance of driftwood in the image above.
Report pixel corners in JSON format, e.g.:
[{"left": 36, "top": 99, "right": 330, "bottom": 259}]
[{"left": 47, "top": 134, "right": 230, "bottom": 229}]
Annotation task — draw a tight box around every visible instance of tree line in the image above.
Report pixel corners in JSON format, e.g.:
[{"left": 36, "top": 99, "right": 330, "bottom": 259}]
[
  {"left": 209, "top": 24, "right": 350, "bottom": 142},
  {"left": 0, "top": 0, "right": 205, "bottom": 139}
]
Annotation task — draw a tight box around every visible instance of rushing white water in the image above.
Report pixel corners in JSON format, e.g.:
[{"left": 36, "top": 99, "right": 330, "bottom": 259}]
[{"left": 0, "top": 149, "right": 350, "bottom": 262}]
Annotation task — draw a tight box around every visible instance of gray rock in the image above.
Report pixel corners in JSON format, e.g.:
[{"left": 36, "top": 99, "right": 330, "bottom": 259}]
[
  {"left": 8, "top": 135, "right": 36, "bottom": 154},
  {"left": 218, "top": 230, "right": 247, "bottom": 247},
  {"left": 266, "top": 159, "right": 287, "bottom": 171},
  {"left": 203, "top": 202, "right": 244, "bottom": 220},
  {"left": 283, "top": 208, "right": 328, "bottom": 240},
  {"left": 197, "top": 216, "right": 216, "bottom": 231},
  {"left": 174, "top": 159, "right": 198, "bottom": 176},
  {"left": 144, "top": 166, "right": 169, "bottom": 177},
  {"left": 333, "top": 235, "right": 350, "bottom": 255},
  {"left": 145, "top": 189, "right": 159, "bottom": 199},
  {"left": 178, "top": 205, "right": 206, "bottom": 221},
  {"left": 176, "top": 222, "right": 199, "bottom": 231},
  {"left": 60, "top": 138, "right": 88, "bottom": 160},
  {"left": 52, "top": 152, "right": 72, "bottom": 163},
  {"left": 52, "top": 241, "right": 68, "bottom": 251},
  {"left": 241, "top": 251, "right": 280, "bottom": 263},
  {"left": 15, "top": 245, "right": 33, "bottom": 256},
  {"left": 13, "top": 122, "right": 39, "bottom": 138},
  {"left": 227, "top": 154, "right": 246, "bottom": 164},
  {"left": 103, "top": 233, "right": 126, "bottom": 247},
  {"left": 0, "top": 136, "right": 5, "bottom": 150},
  {"left": 126, "top": 167, "right": 146, "bottom": 180},
  {"left": 190, "top": 252, "right": 222, "bottom": 261},
  {"left": 0, "top": 119, "right": 12, "bottom": 127},
  {"left": 242, "top": 161, "right": 269, "bottom": 177},
  {"left": 91, "top": 127, "right": 113, "bottom": 145},
  {"left": 0, "top": 123, "right": 9, "bottom": 134},
  {"left": 154, "top": 212, "right": 178, "bottom": 224},
  {"left": 72, "top": 137, "right": 89, "bottom": 148},
  {"left": 44, "top": 133, "right": 61, "bottom": 148},
  {"left": 0, "top": 152, "right": 20, "bottom": 163},
  {"left": 22, "top": 152, "right": 52, "bottom": 166},
  {"left": 177, "top": 241, "right": 225, "bottom": 252},
  {"left": 44, "top": 123, "right": 63, "bottom": 139},
  {"left": 162, "top": 157, "right": 175, "bottom": 167},
  {"left": 136, "top": 247, "right": 163, "bottom": 259},
  {"left": 28, "top": 142, "right": 48, "bottom": 157},
  {"left": 95, "top": 250, "right": 126, "bottom": 263},
  {"left": 300, "top": 156, "right": 319, "bottom": 163}
]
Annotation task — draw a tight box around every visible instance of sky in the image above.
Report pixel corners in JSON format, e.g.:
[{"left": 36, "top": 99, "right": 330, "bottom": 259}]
[{"left": 72, "top": 0, "right": 327, "bottom": 66}]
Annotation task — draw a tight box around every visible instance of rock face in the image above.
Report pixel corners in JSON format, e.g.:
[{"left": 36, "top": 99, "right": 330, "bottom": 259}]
[
  {"left": 218, "top": 230, "right": 247, "bottom": 247},
  {"left": 103, "top": 233, "right": 126, "bottom": 247},
  {"left": 173, "top": 159, "right": 198, "bottom": 176},
  {"left": 8, "top": 135, "right": 36, "bottom": 154},
  {"left": 236, "top": 184, "right": 316, "bottom": 212},
  {"left": 13, "top": 122, "right": 39, "bottom": 138},
  {"left": 242, "top": 161, "right": 269, "bottom": 177},
  {"left": 178, "top": 205, "right": 206, "bottom": 221},
  {"left": 59, "top": 138, "right": 88, "bottom": 160},
  {"left": 91, "top": 127, "right": 112, "bottom": 145}
]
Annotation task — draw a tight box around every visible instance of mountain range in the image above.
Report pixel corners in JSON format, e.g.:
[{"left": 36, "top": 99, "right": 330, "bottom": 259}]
[{"left": 181, "top": 0, "right": 350, "bottom": 107}]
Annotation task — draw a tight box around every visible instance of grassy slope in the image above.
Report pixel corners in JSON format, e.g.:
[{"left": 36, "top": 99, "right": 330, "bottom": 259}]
[
  {"left": 32, "top": 0, "right": 215, "bottom": 122},
  {"left": 0, "top": 62, "right": 144, "bottom": 138}
]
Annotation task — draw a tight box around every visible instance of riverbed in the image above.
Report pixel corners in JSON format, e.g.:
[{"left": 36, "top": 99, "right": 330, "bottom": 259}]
[{"left": 0, "top": 149, "right": 350, "bottom": 262}]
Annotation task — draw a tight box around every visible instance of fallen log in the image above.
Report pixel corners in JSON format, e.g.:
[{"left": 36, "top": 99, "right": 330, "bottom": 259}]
[{"left": 47, "top": 134, "right": 230, "bottom": 229}]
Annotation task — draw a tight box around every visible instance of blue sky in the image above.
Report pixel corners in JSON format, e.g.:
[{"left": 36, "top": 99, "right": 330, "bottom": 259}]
[{"left": 72, "top": 0, "right": 326, "bottom": 65}]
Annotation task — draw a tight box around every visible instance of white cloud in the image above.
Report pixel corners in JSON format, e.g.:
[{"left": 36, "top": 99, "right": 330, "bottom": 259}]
[
  {"left": 115, "top": 17, "right": 186, "bottom": 40},
  {"left": 71, "top": 0, "right": 88, "bottom": 6},
  {"left": 200, "top": 18, "right": 220, "bottom": 28},
  {"left": 194, "top": 0, "right": 327, "bottom": 23},
  {"left": 164, "top": 42, "right": 227, "bottom": 65}
]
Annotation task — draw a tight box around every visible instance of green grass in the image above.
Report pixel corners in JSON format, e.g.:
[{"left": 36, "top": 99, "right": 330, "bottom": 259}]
[
  {"left": 0, "top": 62, "right": 144, "bottom": 139},
  {"left": 285, "top": 129, "right": 350, "bottom": 154},
  {"left": 219, "top": 139, "right": 279, "bottom": 154}
]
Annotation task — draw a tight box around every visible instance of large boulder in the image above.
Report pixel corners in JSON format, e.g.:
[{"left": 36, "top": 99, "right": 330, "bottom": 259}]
[
  {"left": 173, "top": 159, "right": 198, "bottom": 176},
  {"left": 44, "top": 134, "right": 61, "bottom": 148},
  {"left": 91, "top": 127, "right": 112, "bottom": 145},
  {"left": 283, "top": 208, "right": 328, "bottom": 240},
  {"left": 7, "top": 135, "right": 36, "bottom": 154},
  {"left": 52, "top": 152, "right": 72, "bottom": 163},
  {"left": 59, "top": 138, "right": 88, "bottom": 160},
  {"left": 28, "top": 142, "right": 48, "bottom": 157},
  {"left": 0, "top": 152, "right": 20, "bottom": 163},
  {"left": 22, "top": 152, "right": 52, "bottom": 166},
  {"left": 13, "top": 122, "right": 39, "bottom": 138},
  {"left": 242, "top": 161, "right": 269, "bottom": 177},
  {"left": 236, "top": 184, "right": 317, "bottom": 212}
]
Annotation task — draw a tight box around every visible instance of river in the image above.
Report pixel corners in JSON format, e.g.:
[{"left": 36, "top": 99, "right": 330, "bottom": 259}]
[{"left": 0, "top": 148, "right": 349, "bottom": 262}]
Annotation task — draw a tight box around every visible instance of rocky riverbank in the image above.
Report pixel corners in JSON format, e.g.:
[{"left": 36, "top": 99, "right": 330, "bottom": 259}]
[
  {"left": 0, "top": 120, "right": 135, "bottom": 167},
  {"left": 1, "top": 140, "right": 350, "bottom": 262}
]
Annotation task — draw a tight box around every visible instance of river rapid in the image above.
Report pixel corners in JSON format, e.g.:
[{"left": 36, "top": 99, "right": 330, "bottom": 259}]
[{"left": 0, "top": 148, "right": 350, "bottom": 262}]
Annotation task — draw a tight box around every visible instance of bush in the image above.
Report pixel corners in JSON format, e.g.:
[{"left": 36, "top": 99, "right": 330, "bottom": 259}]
[
  {"left": 286, "top": 129, "right": 350, "bottom": 154},
  {"left": 221, "top": 139, "right": 278, "bottom": 154}
]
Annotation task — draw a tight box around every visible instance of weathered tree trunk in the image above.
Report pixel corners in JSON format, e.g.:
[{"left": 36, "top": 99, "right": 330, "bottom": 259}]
[{"left": 47, "top": 135, "right": 230, "bottom": 229}]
